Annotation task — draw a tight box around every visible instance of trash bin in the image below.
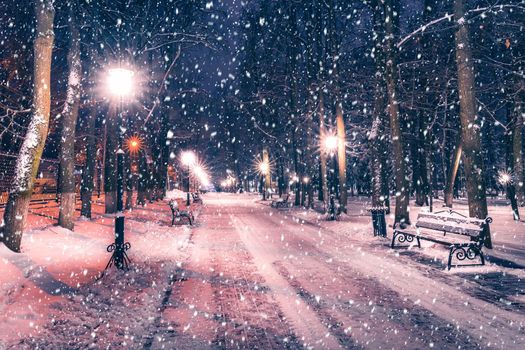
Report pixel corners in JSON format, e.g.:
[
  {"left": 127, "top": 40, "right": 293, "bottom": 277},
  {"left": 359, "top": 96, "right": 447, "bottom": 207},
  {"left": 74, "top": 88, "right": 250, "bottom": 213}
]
[{"left": 367, "top": 207, "right": 387, "bottom": 237}]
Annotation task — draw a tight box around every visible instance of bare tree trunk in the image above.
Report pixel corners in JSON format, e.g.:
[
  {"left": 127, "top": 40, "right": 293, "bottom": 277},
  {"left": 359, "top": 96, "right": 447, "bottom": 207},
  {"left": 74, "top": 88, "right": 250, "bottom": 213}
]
[
  {"left": 513, "top": 102, "right": 524, "bottom": 205},
  {"left": 444, "top": 134, "right": 462, "bottom": 208},
  {"left": 318, "top": 89, "right": 329, "bottom": 205},
  {"left": 328, "top": 0, "right": 347, "bottom": 213},
  {"left": 335, "top": 102, "right": 347, "bottom": 212},
  {"left": 370, "top": 0, "right": 388, "bottom": 208},
  {"left": 58, "top": 20, "right": 81, "bottom": 230},
  {"left": 1, "top": 0, "right": 55, "bottom": 252},
  {"left": 384, "top": 0, "right": 410, "bottom": 224},
  {"left": 125, "top": 152, "right": 133, "bottom": 209},
  {"left": 137, "top": 150, "right": 148, "bottom": 206},
  {"left": 263, "top": 148, "right": 271, "bottom": 196},
  {"left": 81, "top": 107, "right": 97, "bottom": 218},
  {"left": 454, "top": 0, "right": 491, "bottom": 248}
]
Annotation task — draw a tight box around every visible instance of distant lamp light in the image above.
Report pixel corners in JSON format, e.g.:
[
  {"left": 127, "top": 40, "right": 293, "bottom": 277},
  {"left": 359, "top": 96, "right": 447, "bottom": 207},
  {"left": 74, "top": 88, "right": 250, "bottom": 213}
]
[
  {"left": 259, "top": 161, "right": 269, "bottom": 175},
  {"left": 125, "top": 135, "right": 143, "bottom": 155},
  {"left": 498, "top": 171, "right": 512, "bottom": 185},
  {"left": 324, "top": 135, "right": 338, "bottom": 154},
  {"left": 303, "top": 177, "right": 310, "bottom": 184}
]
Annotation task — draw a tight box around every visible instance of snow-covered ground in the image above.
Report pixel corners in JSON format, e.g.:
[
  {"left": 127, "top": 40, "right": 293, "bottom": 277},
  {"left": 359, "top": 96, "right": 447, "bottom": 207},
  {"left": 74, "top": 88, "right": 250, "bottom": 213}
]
[
  {"left": 0, "top": 192, "right": 523, "bottom": 349},
  {"left": 0, "top": 193, "right": 195, "bottom": 349}
]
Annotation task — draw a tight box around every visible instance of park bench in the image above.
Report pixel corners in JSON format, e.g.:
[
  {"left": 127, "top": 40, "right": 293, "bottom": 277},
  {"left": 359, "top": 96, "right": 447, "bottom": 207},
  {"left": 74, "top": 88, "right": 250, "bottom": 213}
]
[
  {"left": 169, "top": 200, "right": 194, "bottom": 226},
  {"left": 191, "top": 192, "right": 203, "bottom": 204},
  {"left": 391, "top": 209, "right": 492, "bottom": 270},
  {"left": 271, "top": 194, "right": 290, "bottom": 208}
]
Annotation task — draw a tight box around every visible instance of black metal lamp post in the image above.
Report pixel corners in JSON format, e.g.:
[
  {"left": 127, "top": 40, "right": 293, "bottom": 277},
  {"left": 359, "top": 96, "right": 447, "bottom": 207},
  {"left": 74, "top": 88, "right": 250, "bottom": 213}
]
[
  {"left": 259, "top": 161, "right": 269, "bottom": 200},
  {"left": 181, "top": 151, "right": 196, "bottom": 206},
  {"left": 328, "top": 154, "right": 337, "bottom": 220},
  {"left": 186, "top": 164, "right": 191, "bottom": 206},
  {"left": 103, "top": 67, "right": 134, "bottom": 271}
]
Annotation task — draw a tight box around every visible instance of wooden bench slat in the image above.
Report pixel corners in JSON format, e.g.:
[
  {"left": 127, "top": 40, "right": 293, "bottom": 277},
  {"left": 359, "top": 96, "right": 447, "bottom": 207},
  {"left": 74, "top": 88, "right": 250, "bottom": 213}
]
[
  {"left": 417, "top": 212, "right": 485, "bottom": 227},
  {"left": 416, "top": 220, "right": 482, "bottom": 237}
]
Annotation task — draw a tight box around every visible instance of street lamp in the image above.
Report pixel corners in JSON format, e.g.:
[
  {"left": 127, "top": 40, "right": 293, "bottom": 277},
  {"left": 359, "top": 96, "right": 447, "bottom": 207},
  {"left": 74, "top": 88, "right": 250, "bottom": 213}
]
[
  {"left": 499, "top": 170, "right": 520, "bottom": 221},
  {"left": 181, "top": 151, "right": 196, "bottom": 206},
  {"left": 323, "top": 134, "right": 338, "bottom": 220},
  {"left": 104, "top": 67, "right": 135, "bottom": 271},
  {"left": 259, "top": 160, "right": 270, "bottom": 200}
]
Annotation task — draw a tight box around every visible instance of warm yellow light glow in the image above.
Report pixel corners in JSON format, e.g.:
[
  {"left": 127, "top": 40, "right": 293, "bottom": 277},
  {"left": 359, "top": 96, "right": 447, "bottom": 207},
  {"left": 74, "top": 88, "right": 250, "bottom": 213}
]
[
  {"left": 324, "top": 135, "right": 338, "bottom": 153},
  {"left": 194, "top": 165, "right": 210, "bottom": 187},
  {"left": 181, "top": 151, "right": 196, "bottom": 166},
  {"left": 126, "top": 135, "right": 143, "bottom": 155},
  {"left": 498, "top": 171, "right": 512, "bottom": 185},
  {"left": 106, "top": 68, "right": 134, "bottom": 97},
  {"left": 303, "top": 177, "right": 310, "bottom": 184},
  {"left": 259, "top": 161, "right": 269, "bottom": 175}
]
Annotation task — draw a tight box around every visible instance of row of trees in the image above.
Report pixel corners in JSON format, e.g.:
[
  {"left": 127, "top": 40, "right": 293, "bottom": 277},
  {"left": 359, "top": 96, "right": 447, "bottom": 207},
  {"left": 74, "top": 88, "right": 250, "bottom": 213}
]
[
  {"left": 219, "top": 0, "right": 524, "bottom": 248},
  {"left": 0, "top": 0, "right": 223, "bottom": 252}
]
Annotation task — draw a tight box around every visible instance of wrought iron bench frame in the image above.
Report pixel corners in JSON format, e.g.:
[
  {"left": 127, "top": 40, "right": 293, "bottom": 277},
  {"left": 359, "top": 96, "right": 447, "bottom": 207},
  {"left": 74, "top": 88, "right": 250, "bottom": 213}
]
[
  {"left": 391, "top": 209, "right": 492, "bottom": 270},
  {"left": 169, "top": 200, "right": 194, "bottom": 226},
  {"left": 271, "top": 194, "right": 290, "bottom": 208},
  {"left": 191, "top": 192, "right": 203, "bottom": 204}
]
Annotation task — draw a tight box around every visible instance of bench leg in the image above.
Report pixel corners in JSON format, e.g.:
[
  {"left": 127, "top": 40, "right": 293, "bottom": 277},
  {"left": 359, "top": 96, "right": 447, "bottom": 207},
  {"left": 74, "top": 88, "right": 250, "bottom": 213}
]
[
  {"left": 479, "top": 250, "right": 485, "bottom": 266},
  {"left": 391, "top": 231, "right": 398, "bottom": 248},
  {"left": 171, "top": 213, "right": 175, "bottom": 226},
  {"left": 447, "top": 247, "right": 454, "bottom": 270}
]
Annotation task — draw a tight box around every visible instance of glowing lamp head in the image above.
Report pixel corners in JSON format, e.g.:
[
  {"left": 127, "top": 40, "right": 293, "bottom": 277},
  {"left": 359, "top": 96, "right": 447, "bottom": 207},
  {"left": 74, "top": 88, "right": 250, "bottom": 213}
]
[
  {"left": 181, "top": 151, "right": 196, "bottom": 166},
  {"left": 498, "top": 171, "right": 512, "bottom": 185},
  {"left": 106, "top": 68, "right": 134, "bottom": 98},
  {"left": 303, "top": 177, "right": 310, "bottom": 184},
  {"left": 259, "top": 161, "right": 269, "bottom": 175},
  {"left": 324, "top": 135, "right": 338, "bottom": 153},
  {"left": 125, "top": 135, "right": 143, "bottom": 155}
]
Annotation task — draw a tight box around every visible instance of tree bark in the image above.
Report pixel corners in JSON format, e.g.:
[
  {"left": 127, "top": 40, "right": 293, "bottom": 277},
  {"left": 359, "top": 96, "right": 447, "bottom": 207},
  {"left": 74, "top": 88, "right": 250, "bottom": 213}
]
[
  {"left": 81, "top": 107, "right": 97, "bottom": 218},
  {"left": 513, "top": 102, "right": 524, "bottom": 205},
  {"left": 444, "top": 134, "right": 462, "bottom": 208},
  {"left": 370, "top": 0, "right": 388, "bottom": 208},
  {"left": 137, "top": 150, "right": 148, "bottom": 206},
  {"left": 328, "top": 0, "right": 347, "bottom": 213},
  {"left": 384, "top": 0, "right": 410, "bottom": 224},
  {"left": 454, "top": 0, "right": 491, "bottom": 248},
  {"left": 318, "top": 89, "right": 329, "bottom": 205},
  {"left": 263, "top": 148, "right": 271, "bottom": 196},
  {"left": 1, "top": 0, "right": 55, "bottom": 252},
  {"left": 58, "top": 19, "right": 81, "bottom": 230}
]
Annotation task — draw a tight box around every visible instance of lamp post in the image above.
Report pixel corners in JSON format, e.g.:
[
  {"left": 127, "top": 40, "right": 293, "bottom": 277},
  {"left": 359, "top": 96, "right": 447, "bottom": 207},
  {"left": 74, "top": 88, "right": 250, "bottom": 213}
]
[
  {"left": 499, "top": 171, "right": 520, "bottom": 221},
  {"left": 324, "top": 135, "right": 338, "bottom": 220},
  {"left": 181, "top": 151, "right": 196, "bottom": 206},
  {"left": 259, "top": 161, "right": 270, "bottom": 200},
  {"left": 302, "top": 176, "right": 309, "bottom": 207},
  {"left": 104, "top": 67, "right": 134, "bottom": 271}
]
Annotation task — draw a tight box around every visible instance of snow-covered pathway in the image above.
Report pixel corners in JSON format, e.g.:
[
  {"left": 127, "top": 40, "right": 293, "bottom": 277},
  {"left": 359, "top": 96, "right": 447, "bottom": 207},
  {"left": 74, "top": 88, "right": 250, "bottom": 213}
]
[{"left": 152, "top": 193, "right": 524, "bottom": 349}]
